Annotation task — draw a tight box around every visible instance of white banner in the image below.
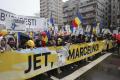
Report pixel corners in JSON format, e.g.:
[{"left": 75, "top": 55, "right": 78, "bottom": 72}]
[
  {"left": 86, "top": 25, "right": 91, "bottom": 32},
  {"left": 0, "top": 9, "right": 47, "bottom": 32}
]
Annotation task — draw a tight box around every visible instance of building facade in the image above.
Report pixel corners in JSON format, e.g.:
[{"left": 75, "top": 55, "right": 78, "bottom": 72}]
[
  {"left": 117, "top": 0, "right": 120, "bottom": 29},
  {"left": 104, "top": 0, "right": 111, "bottom": 28},
  {"left": 63, "top": 0, "right": 81, "bottom": 25},
  {"left": 40, "top": 0, "right": 63, "bottom": 26},
  {"left": 63, "top": 0, "right": 108, "bottom": 27},
  {"left": 110, "top": 0, "right": 119, "bottom": 29}
]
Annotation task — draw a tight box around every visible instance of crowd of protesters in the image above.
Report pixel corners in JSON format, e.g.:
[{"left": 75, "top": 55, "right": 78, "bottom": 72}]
[{"left": 0, "top": 30, "right": 117, "bottom": 53}]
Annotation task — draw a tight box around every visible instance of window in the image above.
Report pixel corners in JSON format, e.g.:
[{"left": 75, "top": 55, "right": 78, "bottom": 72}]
[
  {"left": 103, "top": 15, "right": 105, "bottom": 18},
  {"left": 113, "top": 11, "right": 115, "bottom": 14},
  {"left": 106, "top": 17, "right": 107, "bottom": 20},
  {"left": 106, "top": 8, "right": 107, "bottom": 10},
  {"left": 81, "top": 3, "right": 83, "bottom": 5},
  {"left": 112, "top": 22, "right": 115, "bottom": 25},
  {"left": 106, "top": 13, "right": 107, "bottom": 15},
  {"left": 113, "top": 5, "right": 115, "bottom": 9},
  {"left": 106, "top": 2, "right": 108, "bottom": 5},
  {"left": 93, "top": 5, "right": 96, "bottom": 8}
]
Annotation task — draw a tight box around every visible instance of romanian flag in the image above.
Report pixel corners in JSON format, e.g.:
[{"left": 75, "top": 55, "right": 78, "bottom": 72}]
[
  {"left": 50, "top": 12, "right": 54, "bottom": 27},
  {"left": 72, "top": 12, "right": 83, "bottom": 28},
  {"left": 41, "top": 32, "right": 48, "bottom": 44},
  {"left": 75, "top": 17, "right": 81, "bottom": 26},
  {"left": 72, "top": 19, "right": 78, "bottom": 27},
  {"left": 42, "top": 36, "right": 48, "bottom": 43}
]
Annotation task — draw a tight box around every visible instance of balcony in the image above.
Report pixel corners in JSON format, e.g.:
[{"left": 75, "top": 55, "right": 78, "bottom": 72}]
[
  {"left": 63, "top": 14, "right": 73, "bottom": 19},
  {"left": 83, "top": 19, "right": 95, "bottom": 25},
  {"left": 117, "top": 19, "right": 120, "bottom": 23},
  {"left": 79, "top": 7, "right": 95, "bottom": 13},
  {"left": 118, "top": 11, "right": 120, "bottom": 18},
  {"left": 79, "top": 1, "right": 97, "bottom": 8},
  {"left": 63, "top": 18, "right": 73, "bottom": 23},
  {"left": 83, "top": 15, "right": 95, "bottom": 19}
]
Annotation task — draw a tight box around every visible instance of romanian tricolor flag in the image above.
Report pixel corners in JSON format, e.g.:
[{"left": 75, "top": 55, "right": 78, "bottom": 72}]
[
  {"left": 42, "top": 36, "right": 48, "bottom": 43},
  {"left": 72, "top": 12, "right": 83, "bottom": 28},
  {"left": 41, "top": 35, "right": 48, "bottom": 47},
  {"left": 75, "top": 17, "right": 81, "bottom": 26},
  {"left": 72, "top": 19, "right": 78, "bottom": 28}
]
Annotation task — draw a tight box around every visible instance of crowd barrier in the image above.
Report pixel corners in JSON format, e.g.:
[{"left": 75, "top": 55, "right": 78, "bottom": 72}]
[{"left": 0, "top": 40, "right": 114, "bottom": 80}]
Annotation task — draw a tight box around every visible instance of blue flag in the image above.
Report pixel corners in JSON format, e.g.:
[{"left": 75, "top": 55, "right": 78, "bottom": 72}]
[
  {"left": 70, "top": 25, "right": 74, "bottom": 33},
  {"left": 50, "top": 12, "right": 54, "bottom": 26},
  {"left": 50, "top": 17, "right": 54, "bottom": 26},
  {"left": 93, "top": 21, "right": 97, "bottom": 27},
  {"left": 76, "top": 12, "right": 84, "bottom": 23},
  {"left": 100, "top": 21, "right": 103, "bottom": 28},
  {"left": 45, "top": 31, "right": 51, "bottom": 39}
]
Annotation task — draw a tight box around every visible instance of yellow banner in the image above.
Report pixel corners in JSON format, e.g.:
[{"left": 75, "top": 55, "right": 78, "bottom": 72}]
[
  {"left": 0, "top": 50, "right": 58, "bottom": 80},
  {"left": 65, "top": 41, "right": 104, "bottom": 64},
  {"left": 108, "top": 40, "right": 114, "bottom": 49},
  {"left": 0, "top": 40, "right": 113, "bottom": 80}
]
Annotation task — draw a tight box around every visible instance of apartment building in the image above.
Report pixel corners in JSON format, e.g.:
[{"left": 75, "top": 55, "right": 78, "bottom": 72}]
[
  {"left": 63, "top": 0, "right": 108, "bottom": 27},
  {"left": 40, "top": 0, "right": 63, "bottom": 26}
]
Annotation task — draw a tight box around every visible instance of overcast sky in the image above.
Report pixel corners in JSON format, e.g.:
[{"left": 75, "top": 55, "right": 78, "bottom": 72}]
[{"left": 0, "top": 0, "right": 68, "bottom": 16}]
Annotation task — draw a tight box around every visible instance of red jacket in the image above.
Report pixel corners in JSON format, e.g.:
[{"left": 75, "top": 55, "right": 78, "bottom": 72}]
[{"left": 116, "top": 34, "right": 120, "bottom": 44}]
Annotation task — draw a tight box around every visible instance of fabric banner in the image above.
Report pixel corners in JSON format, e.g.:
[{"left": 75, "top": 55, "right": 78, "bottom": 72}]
[
  {"left": 0, "top": 47, "right": 58, "bottom": 80},
  {"left": 0, "top": 40, "right": 114, "bottom": 80},
  {"left": 65, "top": 41, "right": 104, "bottom": 64},
  {"left": 0, "top": 9, "right": 47, "bottom": 32}
]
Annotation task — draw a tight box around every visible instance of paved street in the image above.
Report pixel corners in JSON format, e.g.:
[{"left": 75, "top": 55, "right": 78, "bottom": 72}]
[{"left": 76, "top": 55, "right": 120, "bottom": 80}]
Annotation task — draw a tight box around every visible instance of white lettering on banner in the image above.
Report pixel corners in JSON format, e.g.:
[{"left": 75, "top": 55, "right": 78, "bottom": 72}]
[{"left": 17, "top": 47, "right": 56, "bottom": 54}]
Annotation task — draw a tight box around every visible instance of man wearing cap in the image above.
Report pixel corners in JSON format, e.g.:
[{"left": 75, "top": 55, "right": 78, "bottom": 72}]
[{"left": 26, "top": 40, "right": 35, "bottom": 49}]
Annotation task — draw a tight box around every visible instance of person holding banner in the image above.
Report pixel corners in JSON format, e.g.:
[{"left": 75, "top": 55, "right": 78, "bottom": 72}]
[
  {"left": 34, "top": 34, "right": 42, "bottom": 47},
  {"left": 0, "top": 37, "right": 12, "bottom": 53},
  {"left": 26, "top": 40, "right": 35, "bottom": 49},
  {"left": 85, "top": 36, "right": 90, "bottom": 43},
  {"left": 57, "top": 38, "right": 63, "bottom": 46},
  {"left": 50, "top": 36, "right": 56, "bottom": 46},
  {"left": 7, "top": 37, "right": 16, "bottom": 50},
  {"left": 71, "top": 35, "right": 77, "bottom": 44}
]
